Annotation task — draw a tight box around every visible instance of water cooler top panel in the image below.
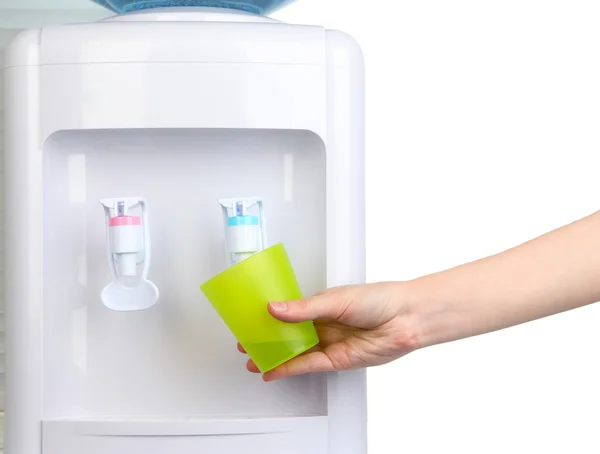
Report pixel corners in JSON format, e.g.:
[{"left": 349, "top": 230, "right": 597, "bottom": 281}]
[{"left": 92, "top": 0, "right": 296, "bottom": 15}]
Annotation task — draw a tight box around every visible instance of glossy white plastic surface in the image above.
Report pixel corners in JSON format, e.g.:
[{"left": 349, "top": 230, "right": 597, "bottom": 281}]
[
  {"left": 4, "top": 35, "right": 44, "bottom": 454},
  {"left": 108, "top": 224, "right": 143, "bottom": 275},
  {"left": 228, "top": 224, "right": 261, "bottom": 251},
  {"left": 42, "top": 416, "right": 328, "bottom": 454},
  {"left": 43, "top": 128, "right": 328, "bottom": 418},
  {"left": 4, "top": 13, "right": 366, "bottom": 454}
]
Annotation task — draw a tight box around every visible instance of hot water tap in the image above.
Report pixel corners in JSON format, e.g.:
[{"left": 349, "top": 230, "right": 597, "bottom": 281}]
[{"left": 100, "top": 197, "right": 159, "bottom": 311}]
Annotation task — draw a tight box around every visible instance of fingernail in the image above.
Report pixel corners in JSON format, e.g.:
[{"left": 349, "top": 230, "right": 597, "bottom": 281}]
[{"left": 270, "top": 302, "right": 288, "bottom": 312}]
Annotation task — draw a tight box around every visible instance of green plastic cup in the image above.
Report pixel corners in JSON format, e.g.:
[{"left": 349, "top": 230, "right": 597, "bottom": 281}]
[{"left": 201, "top": 243, "right": 320, "bottom": 373}]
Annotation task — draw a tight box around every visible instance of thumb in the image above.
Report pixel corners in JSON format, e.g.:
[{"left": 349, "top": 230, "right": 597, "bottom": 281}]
[{"left": 268, "top": 293, "right": 345, "bottom": 323}]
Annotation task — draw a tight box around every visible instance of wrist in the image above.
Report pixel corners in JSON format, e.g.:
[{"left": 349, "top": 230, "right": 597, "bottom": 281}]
[{"left": 400, "top": 274, "right": 461, "bottom": 350}]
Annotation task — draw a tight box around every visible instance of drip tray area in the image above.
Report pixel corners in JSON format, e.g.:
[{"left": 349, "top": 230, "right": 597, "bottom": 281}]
[{"left": 42, "top": 415, "right": 328, "bottom": 454}]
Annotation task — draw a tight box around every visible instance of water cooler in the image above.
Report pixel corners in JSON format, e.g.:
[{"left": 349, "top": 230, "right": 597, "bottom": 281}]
[{"left": 2, "top": 1, "right": 366, "bottom": 453}]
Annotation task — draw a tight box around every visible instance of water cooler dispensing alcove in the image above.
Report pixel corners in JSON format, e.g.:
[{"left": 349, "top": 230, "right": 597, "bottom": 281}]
[{"left": 2, "top": 1, "right": 366, "bottom": 453}]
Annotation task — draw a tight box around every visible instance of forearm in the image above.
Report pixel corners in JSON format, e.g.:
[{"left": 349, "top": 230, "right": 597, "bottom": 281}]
[{"left": 408, "top": 210, "right": 600, "bottom": 348}]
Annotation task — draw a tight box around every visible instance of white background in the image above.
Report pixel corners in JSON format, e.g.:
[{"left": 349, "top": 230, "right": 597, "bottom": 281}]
[{"left": 277, "top": 1, "right": 600, "bottom": 453}]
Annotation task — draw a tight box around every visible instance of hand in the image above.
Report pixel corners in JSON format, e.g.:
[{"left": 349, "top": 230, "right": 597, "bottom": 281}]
[{"left": 237, "top": 283, "right": 421, "bottom": 381}]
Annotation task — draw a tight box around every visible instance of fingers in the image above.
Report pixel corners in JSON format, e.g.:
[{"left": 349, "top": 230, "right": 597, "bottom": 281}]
[
  {"left": 239, "top": 343, "right": 259, "bottom": 372},
  {"left": 268, "top": 293, "right": 349, "bottom": 323},
  {"left": 262, "top": 351, "right": 336, "bottom": 382},
  {"left": 246, "top": 359, "right": 260, "bottom": 373},
  {"left": 242, "top": 344, "right": 330, "bottom": 380}
]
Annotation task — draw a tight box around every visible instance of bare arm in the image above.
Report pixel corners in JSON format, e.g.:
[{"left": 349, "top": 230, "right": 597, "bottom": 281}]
[{"left": 412, "top": 210, "right": 600, "bottom": 348}]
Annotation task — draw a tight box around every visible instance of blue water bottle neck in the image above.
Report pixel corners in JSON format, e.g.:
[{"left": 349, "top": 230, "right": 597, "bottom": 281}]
[{"left": 93, "top": 0, "right": 295, "bottom": 16}]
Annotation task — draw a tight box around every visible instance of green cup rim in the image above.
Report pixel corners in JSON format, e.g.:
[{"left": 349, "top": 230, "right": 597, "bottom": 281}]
[{"left": 200, "top": 242, "right": 286, "bottom": 291}]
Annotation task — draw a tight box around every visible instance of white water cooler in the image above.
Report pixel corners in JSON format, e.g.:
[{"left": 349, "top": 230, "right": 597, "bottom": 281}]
[{"left": 3, "top": 3, "right": 366, "bottom": 454}]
